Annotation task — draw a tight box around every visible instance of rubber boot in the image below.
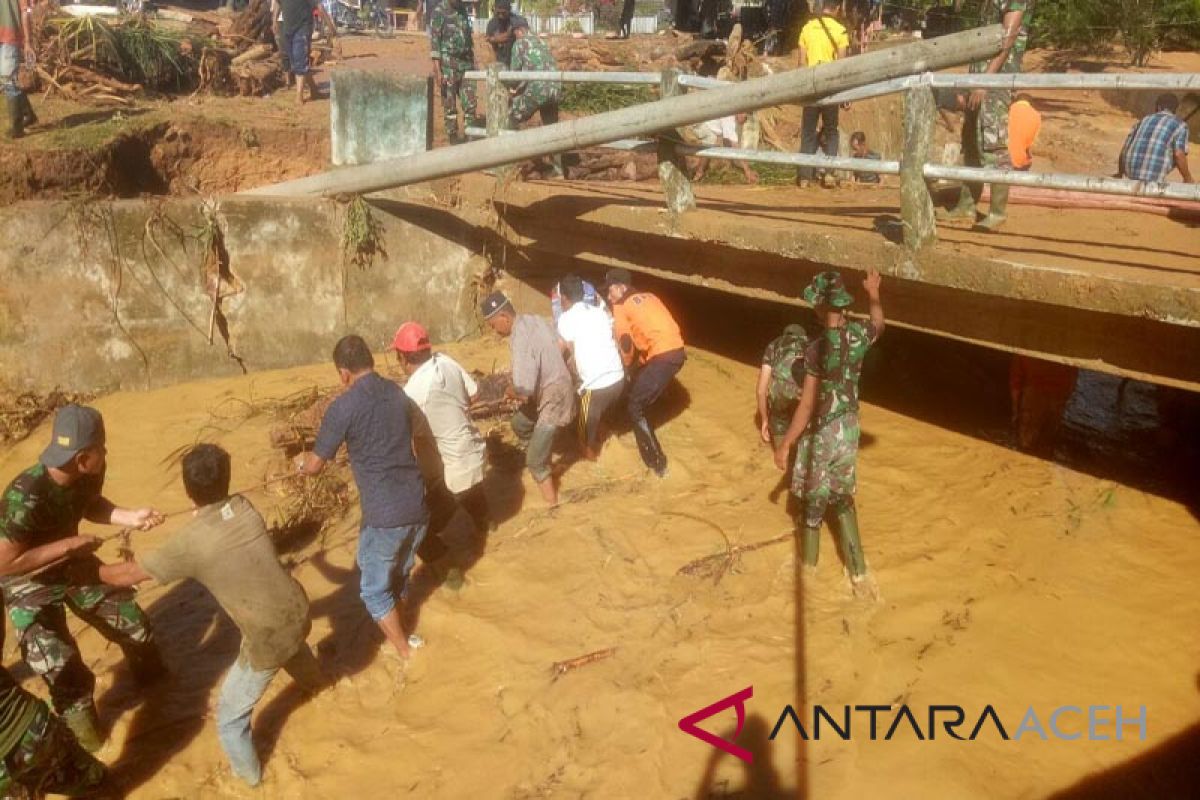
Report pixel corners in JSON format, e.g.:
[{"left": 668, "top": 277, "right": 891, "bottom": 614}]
[
  {"left": 18, "top": 92, "right": 37, "bottom": 128},
  {"left": 937, "top": 185, "right": 976, "bottom": 220},
  {"left": 973, "top": 183, "right": 1009, "bottom": 233},
  {"left": 631, "top": 418, "right": 667, "bottom": 477},
  {"left": 832, "top": 501, "right": 867, "bottom": 578},
  {"left": 63, "top": 703, "right": 105, "bottom": 753},
  {"left": 800, "top": 524, "right": 821, "bottom": 568},
  {"left": 5, "top": 96, "right": 24, "bottom": 140}
]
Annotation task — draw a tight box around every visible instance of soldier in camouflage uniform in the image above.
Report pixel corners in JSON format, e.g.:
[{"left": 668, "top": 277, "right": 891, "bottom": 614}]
[
  {"left": 430, "top": 0, "right": 480, "bottom": 144},
  {"left": 508, "top": 21, "right": 562, "bottom": 129},
  {"left": 758, "top": 323, "right": 810, "bottom": 517},
  {"left": 943, "top": 0, "right": 1034, "bottom": 232},
  {"left": 774, "top": 270, "right": 884, "bottom": 600},
  {"left": 0, "top": 663, "right": 110, "bottom": 798},
  {"left": 0, "top": 405, "right": 166, "bottom": 752}
]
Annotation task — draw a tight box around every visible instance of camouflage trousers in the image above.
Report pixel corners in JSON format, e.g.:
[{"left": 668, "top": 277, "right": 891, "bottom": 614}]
[
  {"left": 791, "top": 412, "right": 860, "bottom": 529},
  {"left": 509, "top": 84, "right": 562, "bottom": 128},
  {"left": 962, "top": 91, "right": 1013, "bottom": 170},
  {"left": 439, "top": 60, "right": 478, "bottom": 139},
  {"left": 0, "top": 704, "right": 107, "bottom": 798},
  {"left": 5, "top": 580, "right": 156, "bottom": 715}
]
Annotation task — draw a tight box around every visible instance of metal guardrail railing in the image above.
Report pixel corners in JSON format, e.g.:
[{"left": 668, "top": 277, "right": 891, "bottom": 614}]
[{"left": 463, "top": 66, "right": 1200, "bottom": 206}]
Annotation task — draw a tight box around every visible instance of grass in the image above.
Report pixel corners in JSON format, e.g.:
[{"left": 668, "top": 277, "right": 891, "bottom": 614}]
[
  {"left": 697, "top": 160, "right": 797, "bottom": 186},
  {"left": 561, "top": 83, "right": 656, "bottom": 115},
  {"left": 40, "top": 107, "right": 166, "bottom": 149}
]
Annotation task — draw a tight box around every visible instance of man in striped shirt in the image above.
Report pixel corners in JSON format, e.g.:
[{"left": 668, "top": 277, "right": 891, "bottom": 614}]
[{"left": 1119, "top": 94, "right": 1193, "bottom": 184}]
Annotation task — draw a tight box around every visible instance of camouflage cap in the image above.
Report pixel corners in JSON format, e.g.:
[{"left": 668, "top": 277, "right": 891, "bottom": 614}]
[
  {"left": 803, "top": 271, "right": 853, "bottom": 309},
  {"left": 782, "top": 323, "right": 807, "bottom": 340}
]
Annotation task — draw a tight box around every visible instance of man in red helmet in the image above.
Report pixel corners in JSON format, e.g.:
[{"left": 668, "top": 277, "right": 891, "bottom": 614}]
[{"left": 394, "top": 323, "right": 490, "bottom": 563}]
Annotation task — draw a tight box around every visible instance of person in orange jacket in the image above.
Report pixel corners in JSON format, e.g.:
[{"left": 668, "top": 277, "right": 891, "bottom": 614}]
[{"left": 604, "top": 268, "right": 686, "bottom": 477}]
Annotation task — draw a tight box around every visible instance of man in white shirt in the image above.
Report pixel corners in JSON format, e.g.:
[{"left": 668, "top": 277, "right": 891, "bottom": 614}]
[
  {"left": 691, "top": 113, "right": 758, "bottom": 184},
  {"left": 394, "top": 322, "right": 490, "bottom": 557},
  {"left": 556, "top": 275, "right": 626, "bottom": 460}
]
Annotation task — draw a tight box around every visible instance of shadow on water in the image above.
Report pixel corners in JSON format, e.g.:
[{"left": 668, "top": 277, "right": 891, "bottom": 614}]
[
  {"left": 1043, "top": 672, "right": 1200, "bottom": 799},
  {"left": 690, "top": 714, "right": 797, "bottom": 800}
]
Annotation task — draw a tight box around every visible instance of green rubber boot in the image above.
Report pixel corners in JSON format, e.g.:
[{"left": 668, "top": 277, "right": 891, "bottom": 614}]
[
  {"left": 63, "top": 703, "right": 105, "bottom": 753},
  {"left": 937, "top": 185, "right": 976, "bottom": 220},
  {"left": 800, "top": 524, "right": 821, "bottom": 567},
  {"left": 832, "top": 501, "right": 867, "bottom": 578},
  {"left": 974, "top": 183, "right": 1010, "bottom": 233}
]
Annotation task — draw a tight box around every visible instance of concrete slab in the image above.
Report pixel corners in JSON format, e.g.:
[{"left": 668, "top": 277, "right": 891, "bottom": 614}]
[
  {"left": 330, "top": 70, "right": 433, "bottom": 166},
  {"left": 413, "top": 175, "right": 1200, "bottom": 389}
]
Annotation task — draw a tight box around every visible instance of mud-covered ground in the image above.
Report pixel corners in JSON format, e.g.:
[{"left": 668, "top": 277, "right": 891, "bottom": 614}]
[{"left": 2, "top": 329, "right": 1198, "bottom": 799}]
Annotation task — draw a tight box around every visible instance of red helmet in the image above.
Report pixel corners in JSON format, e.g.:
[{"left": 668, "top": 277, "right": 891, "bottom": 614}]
[{"left": 392, "top": 321, "right": 431, "bottom": 353}]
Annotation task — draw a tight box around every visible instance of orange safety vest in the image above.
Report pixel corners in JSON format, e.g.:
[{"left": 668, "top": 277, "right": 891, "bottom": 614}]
[{"left": 612, "top": 291, "right": 684, "bottom": 365}]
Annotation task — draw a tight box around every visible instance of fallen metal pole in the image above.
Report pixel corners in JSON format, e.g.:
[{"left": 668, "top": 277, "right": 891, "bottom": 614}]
[
  {"left": 462, "top": 70, "right": 662, "bottom": 84},
  {"left": 245, "top": 25, "right": 1003, "bottom": 198},
  {"left": 923, "top": 164, "right": 1200, "bottom": 202},
  {"left": 819, "top": 71, "right": 1200, "bottom": 106},
  {"left": 677, "top": 146, "right": 901, "bottom": 175}
]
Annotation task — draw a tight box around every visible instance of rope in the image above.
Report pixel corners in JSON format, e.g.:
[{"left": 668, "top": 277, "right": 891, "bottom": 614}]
[{"left": 24, "top": 474, "right": 296, "bottom": 579}]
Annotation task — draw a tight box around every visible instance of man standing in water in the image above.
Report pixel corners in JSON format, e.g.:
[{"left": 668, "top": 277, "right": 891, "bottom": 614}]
[
  {"left": 605, "top": 268, "right": 685, "bottom": 478},
  {"left": 299, "top": 335, "right": 428, "bottom": 661},
  {"left": 0, "top": 404, "right": 167, "bottom": 751},
  {"left": 482, "top": 291, "right": 575, "bottom": 507},
  {"left": 774, "top": 270, "right": 884, "bottom": 599}
]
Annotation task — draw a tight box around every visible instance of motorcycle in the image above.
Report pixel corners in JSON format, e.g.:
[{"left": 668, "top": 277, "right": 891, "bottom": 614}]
[{"left": 323, "top": 0, "right": 395, "bottom": 36}]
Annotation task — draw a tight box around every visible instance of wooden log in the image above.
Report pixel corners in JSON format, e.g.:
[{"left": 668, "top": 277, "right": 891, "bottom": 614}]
[
  {"left": 231, "top": 43, "right": 273, "bottom": 66},
  {"left": 657, "top": 68, "right": 695, "bottom": 215},
  {"left": 901, "top": 85, "right": 938, "bottom": 251},
  {"left": 247, "top": 25, "right": 1006, "bottom": 197}
]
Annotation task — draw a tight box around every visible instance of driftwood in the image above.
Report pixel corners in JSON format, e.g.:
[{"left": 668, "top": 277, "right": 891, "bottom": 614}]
[
  {"left": 231, "top": 42, "right": 273, "bottom": 66},
  {"left": 551, "top": 647, "right": 616, "bottom": 680},
  {"left": 677, "top": 532, "right": 792, "bottom": 585}
]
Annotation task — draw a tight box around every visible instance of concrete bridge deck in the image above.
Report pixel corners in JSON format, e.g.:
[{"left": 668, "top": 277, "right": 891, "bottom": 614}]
[{"left": 418, "top": 174, "right": 1200, "bottom": 389}]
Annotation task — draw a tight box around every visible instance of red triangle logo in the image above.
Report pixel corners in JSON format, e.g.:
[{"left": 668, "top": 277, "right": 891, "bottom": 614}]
[{"left": 678, "top": 686, "right": 754, "bottom": 763}]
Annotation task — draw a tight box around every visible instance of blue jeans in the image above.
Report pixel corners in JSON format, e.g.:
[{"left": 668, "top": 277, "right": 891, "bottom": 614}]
[
  {"left": 286, "top": 23, "right": 313, "bottom": 76},
  {"left": 0, "top": 44, "right": 21, "bottom": 99},
  {"left": 216, "top": 646, "right": 322, "bottom": 786},
  {"left": 356, "top": 523, "right": 427, "bottom": 621}
]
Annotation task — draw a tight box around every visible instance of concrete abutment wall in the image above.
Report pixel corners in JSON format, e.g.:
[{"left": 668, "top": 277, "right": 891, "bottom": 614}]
[{"left": 0, "top": 194, "right": 485, "bottom": 394}]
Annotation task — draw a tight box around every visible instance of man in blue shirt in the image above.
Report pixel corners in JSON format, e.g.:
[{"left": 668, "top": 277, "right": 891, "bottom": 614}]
[
  {"left": 1119, "top": 93, "right": 1193, "bottom": 184},
  {"left": 300, "top": 335, "right": 429, "bottom": 661}
]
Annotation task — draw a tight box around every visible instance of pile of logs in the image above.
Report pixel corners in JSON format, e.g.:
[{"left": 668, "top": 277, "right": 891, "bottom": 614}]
[{"left": 26, "top": 0, "right": 301, "bottom": 103}]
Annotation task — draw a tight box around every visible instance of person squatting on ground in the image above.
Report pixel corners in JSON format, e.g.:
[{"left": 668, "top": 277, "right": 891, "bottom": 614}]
[
  {"left": 430, "top": 0, "right": 480, "bottom": 144},
  {"left": 605, "top": 268, "right": 686, "bottom": 478},
  {"left": 1118, "top": 93, "right": 1193, "bottom": 185},
  {"left": 556, "top": 275, "right": 626, "bottom": 461},
  {"left": 774, "top": 270, "right": 884, "bottom": 600},
  {"left": 271, "top": 0, "right": 327, "bottom": 105},
  {"left": 0, "top": 405, "right": 166, "bottom": 752},
  {"left": 485, "top": 0, "right": 527, "bottom": 67},
  {"left": 849, "top": 131, "right": 882, "bottom": 184},
  {"left": 482, "top": 292, "right": 576, "bottom": 507},
  {"left": 795, "top": 0, "right": 849, "bottom": 188},
  {"left": 0, "top": 660, "right": 110, "bottom": 797},
  {"left": 394, "top": 321, "right": 491, "bottom": 572},
  {"left": 97, "top": 444, "right": 323, "bottom": 787},
  {"left": 300, "top": 335, "right": 429, "bottom": 661},
  {"left": 691, "top": 114, "right": 759, "bottom": 184},
  {"left": 1, "top": 0, "right": 38, "bottom": 139},
  {"left": 941, "top": 0, "right": 1032, "bottom": 233}
]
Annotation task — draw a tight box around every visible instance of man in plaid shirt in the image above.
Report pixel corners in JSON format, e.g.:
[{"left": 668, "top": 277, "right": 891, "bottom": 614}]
[{"left": 1119, "top": 94, "right": 1194, "bottom": 184}]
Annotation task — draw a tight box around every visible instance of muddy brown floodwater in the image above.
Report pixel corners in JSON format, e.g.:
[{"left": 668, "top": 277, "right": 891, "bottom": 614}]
[{"left": 2, "top": 329, "right": 1198, "bottom": 799}]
